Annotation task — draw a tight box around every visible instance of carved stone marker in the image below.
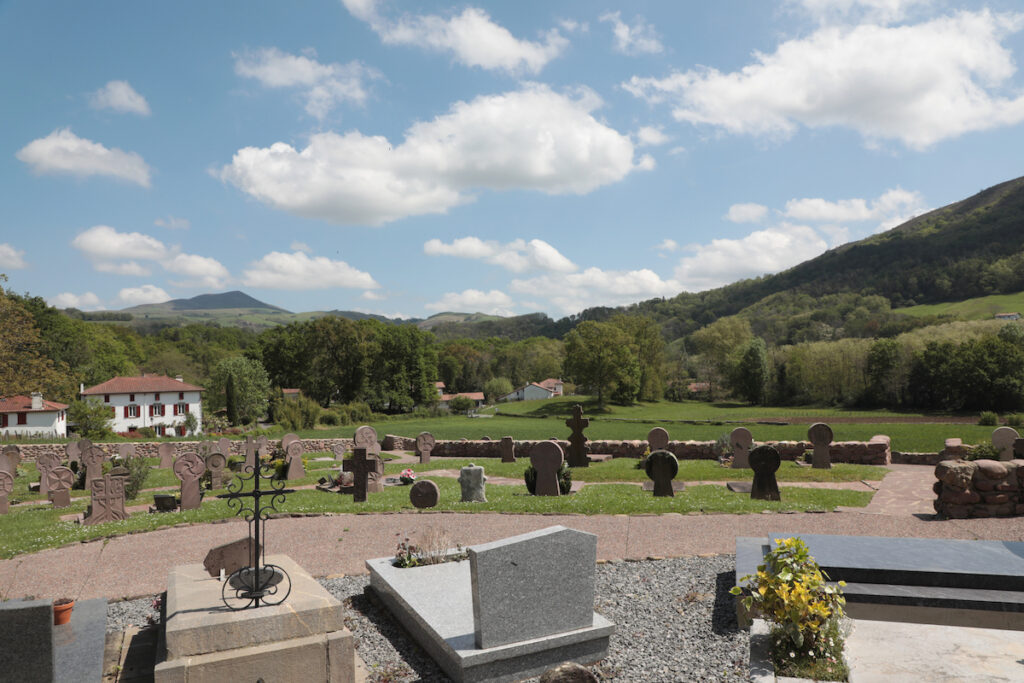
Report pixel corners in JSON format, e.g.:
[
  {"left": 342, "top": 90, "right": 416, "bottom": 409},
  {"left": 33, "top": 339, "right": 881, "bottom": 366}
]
[
  {"left": 285, "top": 441, "right": 305, "bottom": 480},
  {"left": 158, "top": 442, "right": 176, "bottom": 469},
  {"left": 354, "top": 425, "right": 381, "bottom": 456},
  {"left": 749, "top": 445, "right": 781, "bottom": 501},
  {"left": 344, "top": 450, "right": 384, "bottom": 494},
  {"left": 992, "top": 426, "right": 1019, "bottom": 461},
  {"left": 217, "top": 437, "right": 231, "bottom": 457},
  {"left": 174, "top": 452, "right": 206, "bottom": 511},
  {"left": 35, "top": 452, "right": 60, "bottom": 497},
  {"left": 530, "top": 441, "right": 564, "bottom": 496},
  {"left": 117, "top": 443, "right": 136, "bottom": 459},
  {"left": 731, "top": 427, "right": 753, "bottom": 469},
  {"left": 48, "top": 466, "right": 74, "bottom": 508},
  {"left": 416, "top": 431, "right": 435, "bottom": 464},
  {"left": 808, "top": 423, "right": 834, "bottom": 469},
  {"left": 256, "top": 434, "right": 270, "bottom": 455},
  {"left": 244, "top": 436, "right": 258, "bottom": 470},
  {"left": 645, "top": 450, "right": 679, "bottom": 497},
  {"left": 281, "top": 433, "right": 300, "bottom": 453},
  {"left": 346, "top": 448, "right": 375, "bottom": 503},
  {"left": 65, "top": 440, "right": 80, "bottom": 464},
  {"left": 564, "top": 404, "right": 590, "bottom": 467},
  {"left": 410, "top": 480, "right": 440, "bottom": 508},
  {"left": 332, "top": 443, "right": 346, "bottom": 461},
  {"left": 82, "top": 446, "right": 107, "bottom": 491},
  {"left": 203, "top": 537, "right": 261, "bottom": 578},
  {"left": 84, "top": 474, "right": 127, "bottom": 525},
  {"left": 206, "top": 452, "right": 227, "bottom": 490},
  {"left": 459, "top": 463, "right": 487, "bottom": 502},
  {"left": 647, "top": 427, "right": 670, "bottom": 451},
  {"left": 77, "top": 438, "right": 92, "bottom": 462},
  {"left": 1, "top": 445, "right": 21, "bottom": 473},
  {"left": 500, "top": 436, "right": 516, "bottom": 463},
  {"left": 0, "top": 470, "right": 12, "bottom": 514}
]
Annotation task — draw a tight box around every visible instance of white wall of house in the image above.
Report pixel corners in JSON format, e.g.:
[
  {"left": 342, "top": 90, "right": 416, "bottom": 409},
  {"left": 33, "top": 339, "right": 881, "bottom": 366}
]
[
  {"left": 85, "top": 390, "right": 203, "bottom": 436},
  {"left": 0, "top": 410, "right": 67, "bottom": 438},
  {"left": 500, "top": 384, "right": 554, "bottom": 402}
]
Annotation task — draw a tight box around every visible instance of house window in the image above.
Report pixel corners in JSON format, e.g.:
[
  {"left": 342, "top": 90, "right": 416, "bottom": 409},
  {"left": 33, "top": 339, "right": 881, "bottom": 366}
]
[
  {"left": 155, "top": 393, "right": 160, "bottom": 400},
  {"left": 129, "top": 394, "right": 135, "bottom": 402},
  {"left": 155, "top": 425, "right": 164, "bottom": 436},
  {"left": 176, "top": 403, "right": 189, "bottom": 415},
  {"left": 128, "top": 426, "right": 137, "bottom": 433},
  {"left": 125, "top": 405, "right": 140, "bottom": 418},
  {"left": 178, "top": 391, "right": 184, "bottom": 400},
  {"left": 17, "top": 413, "right": 27, "bottom": 425},
  {"left": 151, "top": 403, "right": 165, "bottom": 417},
  {"left": 104, "top": 394, "right": 110, "bottom": 403}
]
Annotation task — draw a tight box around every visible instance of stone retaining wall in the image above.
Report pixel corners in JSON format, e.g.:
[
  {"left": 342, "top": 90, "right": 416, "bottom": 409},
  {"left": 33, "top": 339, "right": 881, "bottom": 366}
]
[{"left": 933, "top": 459, "right": 1024, "bottom": 518}]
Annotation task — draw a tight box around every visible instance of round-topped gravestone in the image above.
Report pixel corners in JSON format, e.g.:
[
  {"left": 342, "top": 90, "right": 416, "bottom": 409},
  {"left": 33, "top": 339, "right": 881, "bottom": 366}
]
[
  {"left": 256, "top": 434, "right": 270, "bottom": 453},
  {"left": 410, "top": 479, "right": 440, "bottom": 509},
  {"left": 354, "top": 425, "right": 379, "bottom": 454},
  {"left": 0, "top": 469, "right": 13, "bottom": 514},
  {"left": 730, "top": 427, "right": 754, "bottom": 469},
  {"left": 500, "top": 436, "right": 516, "bottom": 463},
  {"left": 117, "top": 443, "right": 136, "bottom": 459},
  {"left": 749, "top": 445, "right": 781, "bottom": 501},
  {"left": 217, "top": 437, "right": 232, "bottom": 457},
  {"left": 158, "top": 442, "right": 176, "bottom": 468},
  {"left": 48, "top": 466, "right": 74, "bottom": 509},
  {"left": 281, "top": 433, "right": 300, "bottom": 452},
  {"left": 530, "top": 441, "right": 564, "bottom": 496},
  {"left": 65, "top": 440, "right": 80, "bottom": 463},
  {"left": 206, "top": 452, "right": 227, "bottom": 489},
  {"left": 285, "top": 441, "right": 305, "bottom": 480},
  {"left": 458, "top": 463, "right": 487, "bottom": 502},
  {"left": 77, "top": 438, "right": 93, "bottom": 455},
  {"left": 647, "top": 427, "right": 670, "bottom": 451},
  {"left": 992, "top": 426, "right": 1020, "bottom": 461},
  {"left": 645, "top": 450, "right": 679, "bottom": 497},
  {"left": 174, "top": 452, "right": 206, "bottom": 510},
  {"left": 808, "top": 422, "right": 833, "bottom": 469},
  {"left": 82, "top": 446, "right": 107, "bottom": 490},
  {"left": 416, "top": 432, "right": 435, "bottom": 464},
  {"left": 332, "top": 443, "right": 346, "bottom": 461},
  {"left": 36, "top": 452, "right": 61, "bottom": 496},
  {"left": 2, "top": 445, "right": 21, "bottom": 469}
]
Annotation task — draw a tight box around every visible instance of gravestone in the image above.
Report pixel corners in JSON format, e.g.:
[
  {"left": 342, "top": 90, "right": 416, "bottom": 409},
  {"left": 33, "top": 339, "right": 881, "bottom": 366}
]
[
  {"left": 280, "top": 433, "right": 300, "bottom": 453},
  {"left": 647, "top": 427, "right": 670, "bottom": 451},
  {"left": 332, "top": 443, "right": 346, "bottom": 461},
  {"left": 416, "top": 431, "right": 435, "bottom": 464},
  {"left": 500, "top": 436, "right": 516, "bottom": 463},
  {"left": 343, "top": 450, "right": 384, "bottom": 494},
  {"left": 530, "top": 441, "right": 564, "bottom": 496},
  {"left": 206, "top": 452, "right": 227, "bottom": 490},
  {"left": 36, "top": 452, "right": 61, "bottom": 497},
  {"left": 459, "top": 463, "right": 487, "bottom": 502},
  {"left": 77, "top": 438, "right": 92, "bottom": 461},
  {"left": 645, "top": 450, "right": 679, "bottom": 497},
  {"left": 173, "top": 452, "right": 206, "bottom": 511},
  {"left": 256, "top": 434, "right": 270, "bottom": 456},
  {"left": 354, "top": 425, "right": 381, "bottom": 456},
  {"left": 65, "top": 440, "right": 80, "bottom": 464},
  {"left": 48, "top": 465, "right": 74, "bottom": 508},
  {"left": 82, "top": 446, "right": 106, "bottom": 491},
  {"left": 564, "top": 404, "right": 590, "bottom": 467},
  {"left": 808, "top": 422, "right": 834, "bottom": 469},
  {"left": 285, "top": 441, "right": 305, "bottom": 480},
  {"left": 992, "top": 426, "right": 1019, "bottom": 461},
  {"left": 117, "top": 443, "right": 136, "bottom": 459},
  {"left": 244, "top": 436, "right": 258, "bottom": 470},
  {"left": 1, "top": 444, "right": 21, "bottom": 472},
  {"left": 0, "top": 470, "right": 12, "bottom": 514},
  {"left": 151, "top": 494, "right": 178, "bottom": 513},
  {"left": 749, "top": 445, "right": 781, "bottom": 501},
  {"left": 346, "top": 448, "right": 375, "bottom": 503},
  {"left": 203, "top": 537, "right": 261, "bottom": 578},
  {"left": 158, "top": 442, "right": 176, "bottom": 469},
  {"left": 217, "top": 437, "right": 231, "bottom": 457},
  {"left": 84, "top": 474, "right": 127, "bottom": 525},
  {"left": 731, "top": 427, "right": 753, "bottom": 469},
  {"left": 410, "top": 480, "right": 440, "bottom": 508}
]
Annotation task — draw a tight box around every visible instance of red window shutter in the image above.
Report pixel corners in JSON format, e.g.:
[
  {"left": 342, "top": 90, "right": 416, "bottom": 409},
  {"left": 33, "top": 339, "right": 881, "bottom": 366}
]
[
  {"left": 149, "top": 405, "right": 154, "bottom": 417},
  {"left": 184, "top": 404, "right": 189, "bottom": 413},
  {"left": 179, "top": 392, "right": 184, "bottom": 400},
  {"left": 124, "top": 406, "right": 129, "bottom": 418},
  {"left": 104, "top": 394, "right": 109, "bottom": 403},
  {"left": 1, "top": 414, "right": 7, "bottom": 427},
  {"left": 173, "top": 404, "right": 179, "bottom": 416},
  {"left": 155, "top": 393, "right": 160, "bottom": 400},
  {"left": 18, "top": 413, "right": 27, "bottom": 425}
]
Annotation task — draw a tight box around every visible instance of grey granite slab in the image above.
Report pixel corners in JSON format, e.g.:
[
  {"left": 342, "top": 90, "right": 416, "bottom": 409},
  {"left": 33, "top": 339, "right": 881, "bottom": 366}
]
[
  {"left": 54, "top": 598, "right": 107, "bottom": 683},
  {"left": 0, "top": 598, "right": 53, "bottom": 683},
  {"left": 841, "top": 582, "right": 1024, "bottom": 613}
]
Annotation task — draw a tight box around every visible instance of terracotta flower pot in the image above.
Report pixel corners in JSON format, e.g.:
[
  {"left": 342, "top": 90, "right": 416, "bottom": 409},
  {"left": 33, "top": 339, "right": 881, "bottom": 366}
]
[{"left": 53, "top": 599, "right": 75, "bottom": 625}]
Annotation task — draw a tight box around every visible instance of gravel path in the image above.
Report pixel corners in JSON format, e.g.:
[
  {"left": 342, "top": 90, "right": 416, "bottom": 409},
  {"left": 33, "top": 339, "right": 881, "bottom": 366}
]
[{"left": 105, "top": 554, "right": 748, "bottom": 682}]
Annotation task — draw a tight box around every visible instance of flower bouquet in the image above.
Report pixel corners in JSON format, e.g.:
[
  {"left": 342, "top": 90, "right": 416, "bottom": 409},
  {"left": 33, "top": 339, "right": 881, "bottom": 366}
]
[{"left": 399, "top": 468, "right": 416, "bottom": 485}]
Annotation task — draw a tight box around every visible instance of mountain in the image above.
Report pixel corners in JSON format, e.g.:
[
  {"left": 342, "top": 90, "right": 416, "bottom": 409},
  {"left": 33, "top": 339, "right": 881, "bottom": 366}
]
[{"left": 121, "top": 290, "right": 289, "bottom": 313}]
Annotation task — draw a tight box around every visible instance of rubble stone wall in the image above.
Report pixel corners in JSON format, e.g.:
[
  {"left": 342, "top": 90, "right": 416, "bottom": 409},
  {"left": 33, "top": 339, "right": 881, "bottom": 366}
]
[{"left": 934, "top": 459, "right": 1024, "bottom": 518}]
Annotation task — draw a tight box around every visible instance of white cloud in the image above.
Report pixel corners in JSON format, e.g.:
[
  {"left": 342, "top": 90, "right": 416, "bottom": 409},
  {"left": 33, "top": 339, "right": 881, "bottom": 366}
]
[
  {"left": 623, "top": 10, "right": 1024, "bottom": 149},
  {"left": 425, "top": 289, "right": 516, "bottom": 316},
  {"left": 0, "top": 243, "right": 28, "bottom": 269},
  {"left": 423, "top": 236, "right": 577, "bottom": 273},
  {"left": 793, "top": 0, "right": 932, "bottom": 24},
  {"left": 241, "top": 251, "right": 379, "bottom": 290},
  {"left": 559, "top": 19, "right": 588, "bottom": 34},
  {"left": 234, "top": 48, "right": 377, "bottom": 120},
  {"left": 117, "top": 285, "right": 170, "bottom": 306},
  {"left": 673, "top": 224, "right": 829, "bottom": 291},
  {"left": 511, "top": 267, "right": 680, "bottom": 314},
  {"left": 89, "top": 80, "right": 151, "bottom": 116},
  {"left": 785, "top": 187, "right": 927, "bottom": 230},
  {"left": 154, "top": 215, "right": 190, "bottom": 230},
  {"left": 726, "top": 203, "right": 769, "bottom": 223},
  {"left": 361, "top": 290, "right": 385, "bottom": 300},
  {"left": 342, "top": 0, "right": 567, "bottom": 74},
  {"left": 220, "top": 84, "right": 644, "bottom": 225},
  {"left": 164, "top": 253, "right": 230, "bottom": 288},
  {"left": 49, "top": 291, "right": 102, "bottom": 310},
  {"left": 16, "top": 128, "right": 152, "bottom": 186},
  {"left": 656, "top": 238, "right": 678, "bottom": 254},
  {"left": 290, "top": 241, "right": 312, "bottom": 253},
  {"left": 72, "top": 225, "right": 167, "bottom": 261},
  {"left": 633, "top": 125, "right": 670, "bottom": 146},
  {"left": 600, "top": 11, "right": 663, "bottom": 55},
  {"left": 95, "top": 261, "right": 150, "bottom": 276}
]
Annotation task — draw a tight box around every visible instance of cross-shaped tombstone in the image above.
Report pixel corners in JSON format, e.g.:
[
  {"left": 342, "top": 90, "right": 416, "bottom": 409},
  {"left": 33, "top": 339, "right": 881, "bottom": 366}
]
[
  {"left": 174, "top": 452, "right": 206, "bottom": 511},
  {"left": 564, "top": 404, "right": 590, "bottom": 467},
  {"left": 117, "top": 443, "right": 136, "bottom": 460},
  {"left": 35, "top": 452, "right": 60, "bottom": 497},
  {"left": 354, "top": 425, "right": 380, "bottom": 456},
  {"left": 459, "top": 463, "right": 487, "bottom": 502},
  {"left": 83, "top": 474, "right": 127, "bottom": 525},
  {"left": 244, "top": 436, "right": 258, "bottom": 470},
  {"left": 345, "top": 448, "right": 375, "bottom": 503},
  {"left": 730, "top": 427, "right": 754, "bottom": 469},
  {"left": 500, "top": 436, "right": 516, "bottom": 463},
  {"left": 0, "top": 470, "right": 12, "bottom": 514},
  {"left": 280, "top": 433, "right": 300, "bottom": 453},
  {"left": 645, "top": 450, "right": 679, "bottom": 497},
  {"left": 410, "top": 480, "right": 440, "bottom": 508},
  {"left": 416, "top": 431, "right": 435, "bottom": 464},
  {"left": 530, "top": 441, "right": 564, "bottom": 496},
  {"left": 647, "top": 427, "right": 670, "bottom": 452},
  {"left": 65, "top": 440, "right": 80, "bottom": 465},
  {"left": 158, "top": 442, "right": 176, "bottom": 469},
  {"left": 256, "top": 434, "right": 270, "bottom": 455},
  {"left": 82, "top": 446, "right": 107, "bottom": 491},
  {"left": 76, "top": 438, "right": 92, "bottom": 461},
  {"left": 749, "top": 445, "right": 781, "bottom": 501},
  {"left": 992, "top": 426, "right": 1019, "bottom": 461},
  {"left": 206, "top": 452, "right": 227, "bottom": 490},
  {"left": 332, "top": 443, "right": 346, "bottom": 461},
  {"left": 217, "top": 437, "right": 232, "bottom": 458},
  {"left": 285, "top": 441, "right": 305, "bottom": 480},
  {"left": 808, "top": 423, "right": 834, "bottom": 469},
  {"left": 48, "top": 466, "right": 74, "bottom": 508}
]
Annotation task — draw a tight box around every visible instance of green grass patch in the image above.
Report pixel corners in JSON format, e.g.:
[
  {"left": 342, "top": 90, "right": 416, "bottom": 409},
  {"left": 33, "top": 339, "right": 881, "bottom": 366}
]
[{"left": 895, "top": 292, "right": 1024, "bottom": 320}]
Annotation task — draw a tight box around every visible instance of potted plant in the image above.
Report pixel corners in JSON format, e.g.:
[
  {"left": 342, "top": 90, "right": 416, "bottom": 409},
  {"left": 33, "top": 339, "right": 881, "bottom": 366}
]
[
  {"left": 53, "top": 597, "right": 75, "bottom": 625},
  {"left": 399, "top": 468, "right": 416, "bottom": 485}
]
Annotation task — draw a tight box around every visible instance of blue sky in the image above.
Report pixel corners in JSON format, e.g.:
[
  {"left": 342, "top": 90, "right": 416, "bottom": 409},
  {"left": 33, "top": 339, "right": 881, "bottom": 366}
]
[{"left": 2, "top": 0, "right": 1024, "bottom": 318}]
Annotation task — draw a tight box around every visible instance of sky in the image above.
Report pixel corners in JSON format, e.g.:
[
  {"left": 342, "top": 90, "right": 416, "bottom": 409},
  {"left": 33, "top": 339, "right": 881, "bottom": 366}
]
[{"left": 2, "top": 0, "right": 1024, "bottom": 320}]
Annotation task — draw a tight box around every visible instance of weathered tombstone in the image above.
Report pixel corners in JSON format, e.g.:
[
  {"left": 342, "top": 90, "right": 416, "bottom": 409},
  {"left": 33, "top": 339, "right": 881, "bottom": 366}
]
[
  {"left": 564, "top": 404, "right": 590, "bottom": 467},
  {"left": 647, "top": 427, "right": 670, "bottom": 451},
  {"left": 83, "top": 474, "right": 128, "bottom": 525},
  {"left": 281, "top": 433, "right": 300, "bottom": 453},
  {"left": 530, "top": 441, "right": 564, "bottom": 496},
  {"left": 0, "top": 449, "right": 16, "bottom": 477},
  {"left": 410, "top": 479, "right": 440, "bottom": 509},
  {"left": 346, "top": 448, "right": 375, "bottom": 503},
  {"left": 332, "top": 443, "right": 346, "bottom": 461},
  {"left": 500, "top": 436, "right": 516, "bottom": 463},
  {"left": 65, "top": 440, "right": 81, "bottom": 464},
  {"left": 0, "top": 470, "right": 12, "bottom": 514},
  {"left": 158, "top": 442, "right": 176, "bottom": 469},
  {"left": 206, "top": 452, "right": 227, "bottom": 490},
  {"left": 255, "top": 434, "right": 270, "bottom": 455},
  {"left": 730, "top": 427, "right": 754, "bottom": 469},
  {"left": 217, "top": 437, "right": 231, "bottom": 457},
  {"left": 203, "top": 537, "right": 261, "bottom": 578},
  {"left": 416, "top": 431, "right": 435, "bottom": 464},
  {"left": 1, "top": 444, "right": 21, "bottom": 471},
  {"left": 77, "top": 438, "right": 93, "bottom": 458},
  {"left": 808, "top": 422, "right": 834, "bottom": 469},
  {"left": 749, "top": 445, "right": 781, "bottom": 501},
  {"left": 35, "top": 452, "right": 61, "bottom": 497},
  {"left": 354, "top": 425, "right": 380, "bottom": 456},
  {"left": 244, "top": 436, "right": 258, "bottom": 470},
  {"left": 82, "top": 446, "right": 107, "bottom": 491},
  {"left": 173, "top": 452, "right": 206, "bottom": 511},
  {"left": 48, "top": 466, "right": 74, "bottom": 508},
  {"left": 645, "top": 450, "right": 679, "bottom": 497},
  {"left": 285, "top": 441, "right": 305, "bottom": 480},
  {"left": 992, "top": 426, "right": 1020, "bottom": 461},
  {"left": 459, "top": 463, "right": 488, "bottom": 502},
  {"left": 151, "top": 494, "right": 178, "bottom": 512},
  {"left": 117, "top": 443, "right": 136, "bottom": 459}
]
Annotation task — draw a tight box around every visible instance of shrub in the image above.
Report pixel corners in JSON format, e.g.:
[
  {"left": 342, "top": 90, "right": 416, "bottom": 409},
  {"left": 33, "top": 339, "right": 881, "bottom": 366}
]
[
  {"left": 318, "top": 411, "right": 340, "bottom": 426},
  {"left": 275, "top": 396, "right": 321, "bottom": 431},
  {"left": 965, "top": 442, "right": 1001, "bottom": 461},
  {"left": 117, "top": 456, "right": 150, "bottom": 500},
  {"left": 1006, "top": 413, "right": 1023, "bottom": 427},
  {"left": 523, "top": 461, "right": 572, "bottom": 495},
  {"left": 137, "top": 427, "right": 156, "bottom": 439},
  {"left": 448, "top": 395, "right": 475, "bottom": 413},
  {"left": 978, "top": 411, "right": 999, "bottom": 426}
]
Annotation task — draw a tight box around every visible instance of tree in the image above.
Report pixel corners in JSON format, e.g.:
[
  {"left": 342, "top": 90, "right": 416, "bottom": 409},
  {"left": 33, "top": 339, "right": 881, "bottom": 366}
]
[
  {"left": 611, "top": 315, "right": 665, "bottom": 401},
  {"left": 483, "top": 377, "right": 513, "bottom": 403},
  {"left": 0, "top": 288, "right": 72, "bottom": 399},
  {"left": 225, "top": 373, "right": 238, "bottom": 425},
  {"left": 448, "top": 395, "right": 475, "bottom": 413},
  {"left": 210, "top": 357, "right": 271, "bottom": 425},
  {"left": 67, "top": 399, "right": 113, "bottom": 439},
  {"left": 733, "top": 337, "right": 770, "bottom": 405},
  {"left": 563, "top": 321, "right": 638, "bottom": 406},
  {"left": 182, "top": 411, "right": 199, "bottom": 436}
]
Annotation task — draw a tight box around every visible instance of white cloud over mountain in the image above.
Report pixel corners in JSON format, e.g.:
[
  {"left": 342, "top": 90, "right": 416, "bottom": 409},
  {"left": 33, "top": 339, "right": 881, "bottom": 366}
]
[
  {"left": 16, "top": 128, "right": 152, "bottom": 186},
  {"left": 426, "top": 289, "right": 515, "bottom": 316},
  {"left": 241, "top": 251, "right": 379, "bottom": 290},
  {"left": 117, "top": 284, "right": 170, "bottom": 306},
  {"left": 511, "top": 267, "right": 680, "bottom": 314},
  {"left": 423, "top": 237, "right": 577, "bottom": 273},
  {"left": 49, "top": 291, "right": 102, "bottom": 310}
]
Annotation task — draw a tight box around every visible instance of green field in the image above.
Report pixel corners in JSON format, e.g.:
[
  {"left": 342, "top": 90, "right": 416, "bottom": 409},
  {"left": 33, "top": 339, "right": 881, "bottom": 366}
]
[{"left": 895, "top": 292, "right": 1024, "bottom": 320}]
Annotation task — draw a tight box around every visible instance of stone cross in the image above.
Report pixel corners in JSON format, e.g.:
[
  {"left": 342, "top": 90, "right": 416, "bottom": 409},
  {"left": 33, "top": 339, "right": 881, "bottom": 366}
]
[
  {"left": 564, "top": 404, "right": 590, "bottom": 467},
  {"left": 281, "top": 433, "right": 300, "bottom": 453},
  {"left": 647, "top": 427, "right": 670, "bottom": 452},
  {"left": 206, "top": 452, "right": 227, "bottom": 490},
  {"left": 500, "top": 436, "right": 516, "bottom": 463},
  {"left": 749, "top": 445, "right": 781, "bottom": 501},
  {"left": 410, "top": 480, "right": 440, "bottom": 508},
  {"left": 82, "top": 446, "right": 107, "bottom": 491},
  {"left": 256, "top": 434, "right": 270, "bottom": 454},
  {"left": 992, "top": 426, "right": 1019, "bottom": 461},
  {"left": 530, "top": 441, "right": 564, "bottom": 496},
  {"left": 731, "top": 427, "right": 753, "bottom": 469},
  {"left": 354, "top": 425, "right": 380, "bottom": 456},
  {"left": 645, "top": 450, "right": 679, "bottom": 497},
  {"left": 345, "top": 448, "right": 375, "bottom": 503},
  {"left": 173, "top": 452, "right": 206, "bottom": 511},
  {"left": 48, "top": 466, "right": 74, "bottom": 508},
  {"left": 35, "top": 452, "right": 60, "bottom": 497},
  {"left": 416, "top": 431, "right": 435, "bottom": 464},
  {"left": 158, "top": 442, "right": 176, "bottom": 469},
  {"left": 244, "top": 436, "right": 258, "bottom": 470},
  {"left": 0, "top": 470, "right": 12, "bottom": 514},
  {"left": 84, "top": 474, "right": 127, "bottom": 525},
  {"left": 117, "top": 443, "right": 136, "bottom": 459},
  {"left": 76, "top": 438, "right": 92, "bottom": 462},
  {"left": 285, "top": 441, "right": 305, "bottom": 480},
  {"left": 459, "top": 463, "right": 487, "bottom": 502},
  {"left": 332, "top": 443, "right": 346, "bottom": 461},
  {"left": 808, "top": 423, "right": 834, "bottom": 469},
  {"left": 64, "top": 440, "right": 80, "bottom": 464}
]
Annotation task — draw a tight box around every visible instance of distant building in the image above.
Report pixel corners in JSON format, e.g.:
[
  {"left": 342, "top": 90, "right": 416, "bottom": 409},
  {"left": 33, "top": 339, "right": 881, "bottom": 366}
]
[
  {"left": 81, "top": 375, "right": 204, "bottom": 436},
  {"left": 0, "top": 393, "right": 68, "bottom": 438},
  {"left": 500, "top": 382, "right": 556, "bottom": 402},
  {"left": 434, "top": 381, "right": 446, "bottom": 398},
  {"left": 994, "top": 312, "right": 1021, "bottom": 321},
  {"left": 282, "top": 388, "right": 302, "bottom": 398},
  {"left": 687, "top": 382, "right": 711, "bottom": 395},
  {"left": 439, "top": 392, "right": 486, "bottom": 409},
  {"left": 537, "top": 378, "right": 564, "bottom": 396}
]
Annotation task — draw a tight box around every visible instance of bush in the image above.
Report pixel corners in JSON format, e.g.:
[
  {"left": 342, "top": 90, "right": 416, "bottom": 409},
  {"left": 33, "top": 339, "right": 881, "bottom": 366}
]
[
  {"left": 448, "top": 395, "right": 475, "bottom": 413},
  {"left": 66, "top": 399, "right": 113, "bottom": 440},
  {"left": 1006, "top": 413, "right": 1023, "bottom": 427},
  {"left": 318, "top": 411, "right": 340, "bottom": 426},
  {"left": 116, "top": 456, "right": 150, "bottom": 500},
  {"left": 965, "top": 443, "right": 1001, "bottom": 461},
  {"left": 978, "top": 411, "right": 999, "bottom": 426},
  {"left": 137, "top": 427, "right": 156, "bottom": 439},
  {"left": 523, "top": 461, "right": 572, "bottom": 495},
  {"left": 275, "top": 396, "right": 321, "bottom": 431}
]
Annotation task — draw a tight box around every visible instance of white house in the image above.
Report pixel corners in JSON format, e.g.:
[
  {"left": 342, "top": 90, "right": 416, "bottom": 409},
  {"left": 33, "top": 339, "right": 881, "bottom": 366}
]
[
  {"left": 500, "top": 382, "right": 556, "bottom": 402},
  {"left": 537, "top": 378, "right": 564, "bottom": 396},
  {"left": 439, "top": 391, "right": 486, "bottom": 410},
  {"left": 0, "top": 393, "right": 68, "bottom": 438},
  {"left": 81, "top": 375, "right": 204, "bottom": 437}
]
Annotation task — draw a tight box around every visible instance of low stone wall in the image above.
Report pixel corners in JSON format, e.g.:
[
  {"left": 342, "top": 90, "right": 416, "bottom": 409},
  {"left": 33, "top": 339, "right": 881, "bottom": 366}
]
[{"left": 933, "top": 459, "right": 1024, "bottom": 518}]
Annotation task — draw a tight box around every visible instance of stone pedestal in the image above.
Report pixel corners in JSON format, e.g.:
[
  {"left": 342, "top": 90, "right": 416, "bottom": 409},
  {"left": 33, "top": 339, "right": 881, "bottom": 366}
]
[{"left": 155, "top": 554, "right": 356, "bottom": 682}]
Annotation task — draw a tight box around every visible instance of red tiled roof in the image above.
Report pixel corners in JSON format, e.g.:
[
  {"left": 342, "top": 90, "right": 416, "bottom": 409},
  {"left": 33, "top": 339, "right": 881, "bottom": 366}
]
[
  {"left": 0, "top": 395, "right": 68, "bottom": 413},
  {"left": 82, "top": 375, "right": 204, "bottom": 395},
  {"left": 441, "top": 392, "right": 485, "bottom": 401},
  {"left": 538, "top": 378, "right": 562, "bottom": 390},
  {"left": 282, "top": 388, "right": 301, "bottom": 395},
  {"left": 434, "top": 381, "right": 446, "bottom": 388}
]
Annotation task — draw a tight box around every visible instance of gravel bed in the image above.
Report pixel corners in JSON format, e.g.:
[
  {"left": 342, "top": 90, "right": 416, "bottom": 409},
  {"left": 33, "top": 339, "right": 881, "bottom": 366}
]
[{"left": 105, "top": 594, "right": 161, "bottom": 633}]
